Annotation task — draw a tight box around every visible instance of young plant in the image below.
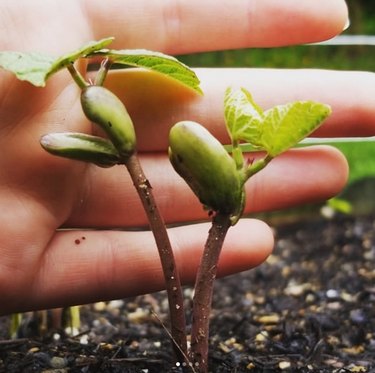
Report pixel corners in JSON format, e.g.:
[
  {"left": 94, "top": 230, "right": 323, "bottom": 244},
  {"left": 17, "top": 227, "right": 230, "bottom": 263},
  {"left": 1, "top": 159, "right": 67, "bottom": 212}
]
[
  {"left": 1, "top": 38, "right": 332, "bottom": 372},
  {"left": 168, "top": 87, "right": 331, "bottom": 372},
  {"left": 0, "top": 37, "right": 202, "bottom": 363}
]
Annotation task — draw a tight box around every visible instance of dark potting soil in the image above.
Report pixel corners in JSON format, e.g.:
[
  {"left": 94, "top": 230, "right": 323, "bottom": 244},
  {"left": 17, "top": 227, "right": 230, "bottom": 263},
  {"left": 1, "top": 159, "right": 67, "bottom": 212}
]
[{"left": 1, "top": 215, "right": 375, "bottom": 372}]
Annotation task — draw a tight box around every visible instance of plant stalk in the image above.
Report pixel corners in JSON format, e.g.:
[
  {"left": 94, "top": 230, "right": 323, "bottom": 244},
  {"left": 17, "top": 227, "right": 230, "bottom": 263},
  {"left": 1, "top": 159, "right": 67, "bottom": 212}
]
[
  {"left": 245, "top": 154, "right": 273, "bottom": 181},
  {"left": 190, "top": 212, "right": 232, "bottom": 373},
  {"left": 67, "top": 63, "right": 89, "bottom": 89},
  {"left": 94, "top": 58, "right": 112, "bottom": 86},
  {"left": 124, "top": 153, "right": 188, "bottom": 363}
]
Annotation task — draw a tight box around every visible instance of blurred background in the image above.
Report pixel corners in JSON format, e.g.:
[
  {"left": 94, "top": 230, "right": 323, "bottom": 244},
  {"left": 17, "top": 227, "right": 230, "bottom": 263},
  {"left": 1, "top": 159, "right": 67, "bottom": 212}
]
[
  {"left": 180, "top": 0, "right": 375, "bottom": 219},
  {"left": 180, "top": 0, "right": 374, "bottom": 71}
]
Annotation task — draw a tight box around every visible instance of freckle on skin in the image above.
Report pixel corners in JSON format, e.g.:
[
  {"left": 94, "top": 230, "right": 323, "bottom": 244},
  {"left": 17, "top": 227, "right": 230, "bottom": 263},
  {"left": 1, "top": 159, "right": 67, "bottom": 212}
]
[{"left": 75, "top": 239, "right": 81, "bottom": 245}]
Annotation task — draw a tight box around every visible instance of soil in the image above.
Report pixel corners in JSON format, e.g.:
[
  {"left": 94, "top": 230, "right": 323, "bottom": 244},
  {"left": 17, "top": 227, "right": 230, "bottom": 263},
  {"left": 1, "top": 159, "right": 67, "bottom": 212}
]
[{"left": 1, "top": 214, "right": 375, "bottom": 373}]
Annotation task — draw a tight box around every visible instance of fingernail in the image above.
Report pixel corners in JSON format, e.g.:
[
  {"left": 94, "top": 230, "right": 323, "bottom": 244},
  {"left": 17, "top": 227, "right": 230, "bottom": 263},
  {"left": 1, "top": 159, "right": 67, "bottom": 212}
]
[{"left": 342, "top": 17, "right": 350, "bottom": 31}]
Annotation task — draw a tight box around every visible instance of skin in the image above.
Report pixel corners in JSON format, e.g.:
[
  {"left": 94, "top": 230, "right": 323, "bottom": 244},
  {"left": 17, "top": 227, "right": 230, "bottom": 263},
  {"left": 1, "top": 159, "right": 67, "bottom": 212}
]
[{"left": 1, "top": 0, "right": 373, "bottom": 316}]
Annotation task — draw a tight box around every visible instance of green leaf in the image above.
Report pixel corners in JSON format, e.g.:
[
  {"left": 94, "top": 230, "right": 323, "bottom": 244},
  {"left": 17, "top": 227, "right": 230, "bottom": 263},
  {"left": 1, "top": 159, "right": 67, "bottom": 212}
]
[
  {"left": 0, "top": 37, "right": 114, "bottom": 87},
  {"left": 92, "top": 49, "right": 202, "bottom": 94},
  {"left": 0, "top": 38, "right": 201, "bottom": 94},
  {"left": 327, "top": 197, "right": 352, "bottom": 215},
  {"left": 224, "top": 88, "right": 331, "bottom": 157},
  {"left": 49, "top": 37, "right": 114, "bottom": 78},
  {"left": 259, "top": 101, "right": 332, "bottom": 157},
  {"left": 40, "top": 132, "right": 120, "bottom": 167},
  {"left": 0, "top": 51, "right": 55, "bottom": 86},
  {"left": 224, "top": 87, "right": 263, "bottom": 146}
]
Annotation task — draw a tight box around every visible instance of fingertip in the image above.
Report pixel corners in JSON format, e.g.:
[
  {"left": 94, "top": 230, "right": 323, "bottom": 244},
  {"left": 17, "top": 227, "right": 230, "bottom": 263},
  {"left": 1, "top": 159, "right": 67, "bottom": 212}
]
[
  {"left": 318, "top": 145, "right": 349, "bottom": 197},
  {"left": 316, "top": 0, "right": 349, "bottom": 41},
  {"left": 251, "top": 0, "right": 350, "bottom": 46},
  {"left": 299, "top": 0, "right": 349, "bottom": 42},
  {"left": 246, "top": 145, "right": 349, "bottom": 214},
  {"left": 299, "top": 145, "right": 349, "bottom": 200}
]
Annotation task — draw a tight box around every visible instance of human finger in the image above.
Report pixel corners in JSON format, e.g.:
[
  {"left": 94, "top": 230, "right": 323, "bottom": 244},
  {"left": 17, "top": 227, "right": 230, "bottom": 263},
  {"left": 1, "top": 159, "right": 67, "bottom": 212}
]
[
  {"left": 0, "top": 0, "right": 347, "bottom": 55},
  {"left": 65, "top": 145, "right": 347, "bottom": 228},
  {"left": 104, "top": 68, "right": 375, "bottom": 152},
  {"left": 2, "top": 219, "right": 273, "bottom": 315},
  {"left": 85, "top": 0, "right": 348, "bottom": 53}
]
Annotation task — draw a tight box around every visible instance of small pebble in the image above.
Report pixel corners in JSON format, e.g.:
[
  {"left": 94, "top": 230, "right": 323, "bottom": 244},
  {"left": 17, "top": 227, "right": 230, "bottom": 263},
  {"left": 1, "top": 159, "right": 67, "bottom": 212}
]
[
  {"left": 127, "top": 307, "right": 150, "bottom": 323},
  {"left": 246, "top": 362, "right": 256, "bottom": 370},
  {"left": 326, "top": 289, "right": 340, "bottom": 299},
  {"left": 341, "top": 345, "right": 364, "bottom": 355},
  {"left": 341, "top": 292, "right": 356, "bottom": 302},
  {"left": 28, "top": 347, "right": 40, "bottom": 353},
  {"left": 285, "top": 283, "right": 311, "bottom": 297},
  {"left": 93, "top": 302, "right": 106, "bottom": 311},
  {"left": 107, "top": 299, "right": 124, "bottom": 309},
  {"left": 305, "top": 293, "right": 316, "bottom": 303},
  {"left": 50, "top": 356, "right": 67, "bottom": 369},
  {"left": 350, "top": 309, "right": 367, "bottom": 324},
  {"left": 327, "top": 302, "right": 342, "bottom": 311},
  {"left": 327, "top": 301, "right": 342, "bottom": 310},
  {"left": 324, "top": 358, "right": 344, "bottom": 368},
  {"left": 278, "top": 361, "right": 291, "bottom": 370},
  {"left": 347, "top": 364, "right": 367, "bottom": 372},
  {"left": 255, "top": 331, "right": 268, "bottom": 342},
  {"left": 255, "top": 314, "right": 280, "bottom": 324}
]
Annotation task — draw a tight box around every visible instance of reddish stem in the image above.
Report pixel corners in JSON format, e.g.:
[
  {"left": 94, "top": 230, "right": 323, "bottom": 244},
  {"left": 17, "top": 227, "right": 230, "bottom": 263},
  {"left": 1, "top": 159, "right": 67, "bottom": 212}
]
[
  {"left": 190, "top": 212, "right": 232, "bottom": 372},
  {"left": 124, "top": 154, "right": 188, "bottom": 363}
]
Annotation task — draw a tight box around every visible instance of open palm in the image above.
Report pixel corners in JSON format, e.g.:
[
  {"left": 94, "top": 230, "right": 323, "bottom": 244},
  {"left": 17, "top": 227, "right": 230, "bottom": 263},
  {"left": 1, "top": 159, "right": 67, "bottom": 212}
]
[{"left": 1, "top": 0, "right": 373, "bottom": 316}]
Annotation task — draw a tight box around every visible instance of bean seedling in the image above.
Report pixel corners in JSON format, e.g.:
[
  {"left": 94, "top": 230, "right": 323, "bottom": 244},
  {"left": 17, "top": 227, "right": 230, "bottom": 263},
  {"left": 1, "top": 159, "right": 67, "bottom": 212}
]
[
  {"left": 0, "top": 38, "right": 331, "bottom": 372},
  {"left": 169, "top": 87, "right": 331, "bottom": 371}
]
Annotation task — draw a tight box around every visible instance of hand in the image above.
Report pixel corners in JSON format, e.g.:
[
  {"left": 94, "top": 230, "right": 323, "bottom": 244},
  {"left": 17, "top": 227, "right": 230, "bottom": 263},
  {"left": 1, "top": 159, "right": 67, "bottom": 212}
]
[{"left": 0, "top": 0, "right": 370, "bottom": 316}]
